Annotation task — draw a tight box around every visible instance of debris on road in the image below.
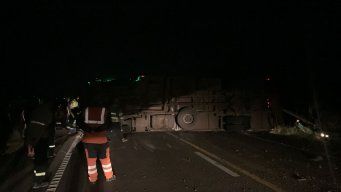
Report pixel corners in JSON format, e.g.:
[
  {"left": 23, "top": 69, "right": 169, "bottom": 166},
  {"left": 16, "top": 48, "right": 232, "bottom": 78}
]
[
  {"left": 292, "top": 172, "right": 307, "bottom": 181},
  {"left": 310, "top": 155, "right": 323, "bottom": 162}
]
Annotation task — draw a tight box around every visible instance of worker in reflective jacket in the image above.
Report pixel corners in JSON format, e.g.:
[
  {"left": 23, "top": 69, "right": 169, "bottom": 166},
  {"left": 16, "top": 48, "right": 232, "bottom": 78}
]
[
  {"left": 26, "top": 100, "right": 55, "bottom": 189},
  {"left": 81, "top": 105, "right": 115, "bottom": 184}
]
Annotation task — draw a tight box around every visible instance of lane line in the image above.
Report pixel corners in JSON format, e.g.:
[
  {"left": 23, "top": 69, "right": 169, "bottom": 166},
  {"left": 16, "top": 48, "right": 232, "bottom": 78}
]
[
  {"left": 195, "top": 151, "right": 240, "bottom": 177},
  {"left": 167, "top": 132, "right": 286, "bottom": 192}
]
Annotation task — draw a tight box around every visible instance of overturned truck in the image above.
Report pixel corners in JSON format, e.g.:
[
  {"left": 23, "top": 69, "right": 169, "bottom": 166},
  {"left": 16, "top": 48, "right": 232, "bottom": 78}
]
[{"left": 115, "top": 76, "right": 257, "bottom": 132}]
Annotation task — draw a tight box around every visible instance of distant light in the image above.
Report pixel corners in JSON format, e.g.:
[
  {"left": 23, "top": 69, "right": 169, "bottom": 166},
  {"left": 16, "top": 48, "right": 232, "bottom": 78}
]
[
  {"left": 87, "top": 81, "right": 91, "bottom": 85},
  {"left": 135, "top": 76, "right": 141, "bottom": 82},
  {"left": 296, "top": 119, "right": 300, "bottom": 123},
  {"left": 325, "top": 134, "right": 329, "bottom": 138},
  {"left": 104, "top": 77, "right": 115, "bottom": 82},
  {"left": 134, "top": 75, "right": 145, "bottom": 82},
  {"left": 320, "top": 133, "right": 325, "bottom": 137}
]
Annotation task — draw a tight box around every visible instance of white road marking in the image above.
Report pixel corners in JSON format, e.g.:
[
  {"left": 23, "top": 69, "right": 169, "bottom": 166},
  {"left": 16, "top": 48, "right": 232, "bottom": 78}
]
[
  {"left": 195, "top": 151, "right": 240, "bottom": 177},
  {"left": 167, "top": 132, "right": 286, "bottom": 192}
]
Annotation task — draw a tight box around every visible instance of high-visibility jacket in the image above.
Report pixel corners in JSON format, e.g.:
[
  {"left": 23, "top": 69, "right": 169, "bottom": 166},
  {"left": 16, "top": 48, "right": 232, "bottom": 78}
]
[{"left": 82, "top": 107, "right": 109, "bottom": 144}]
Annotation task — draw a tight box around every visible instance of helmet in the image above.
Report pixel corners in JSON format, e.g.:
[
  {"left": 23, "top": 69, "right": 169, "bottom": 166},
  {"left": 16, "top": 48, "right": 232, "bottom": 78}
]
[{"left": 69, "top": 99, "right": 79, "bottom": 109}]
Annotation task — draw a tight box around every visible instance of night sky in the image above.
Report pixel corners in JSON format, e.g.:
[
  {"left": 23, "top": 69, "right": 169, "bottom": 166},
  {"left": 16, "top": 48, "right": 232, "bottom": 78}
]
[{"left": 2, "top": 1, "right": 340, "bottom": 98}]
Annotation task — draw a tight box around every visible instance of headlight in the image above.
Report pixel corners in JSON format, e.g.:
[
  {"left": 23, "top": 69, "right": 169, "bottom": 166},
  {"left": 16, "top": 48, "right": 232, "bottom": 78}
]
[{"left": 319, "top": 132, "right": 330, "bottom": 139}]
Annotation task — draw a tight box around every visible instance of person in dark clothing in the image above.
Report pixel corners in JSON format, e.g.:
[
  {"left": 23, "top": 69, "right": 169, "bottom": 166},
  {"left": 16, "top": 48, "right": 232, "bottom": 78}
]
[
  {"left": 110, "top": 101, "right": 128, "bottom": 142},
  {"left": 26, "top": 101, "right": 55, "bottom": 189},
  {"left": 66, "top": 97, "right": 80, "bottom": 134},
  {"left": 47, "top": 123, "right": 56, "bottom": 158},
  {"left": 54, "top": 101, "right": 67, "bottom": 128}
]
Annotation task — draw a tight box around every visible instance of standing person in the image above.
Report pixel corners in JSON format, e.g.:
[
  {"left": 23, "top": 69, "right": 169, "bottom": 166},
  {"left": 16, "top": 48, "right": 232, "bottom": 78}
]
[
  {"left": 26, "top": 99, "right": 55, "bottom": 189},
  {"left": 80, "top": 101, "right": 116, "bottom": 184},
  {"left": 110, "top": 99, "right": 127, "bottom": 142},
  {"left": 66, "top": 97, "right": 79, "bottom": 134},
  {"left": 121, "top": 123, "right": 129, "bottom": 143}
]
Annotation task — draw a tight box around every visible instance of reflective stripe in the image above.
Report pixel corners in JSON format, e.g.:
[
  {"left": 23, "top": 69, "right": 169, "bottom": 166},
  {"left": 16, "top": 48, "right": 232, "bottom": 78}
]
[
  {"left": 88, "top": 166, "right": 97, "bottom": 171},
  {"left": 85, "top": 120, "right": 104, "bottom": 124},
  {"left": 31, "top": 121, "right": 46, "bottom": 126},
  {"left": 103, "top": 168, "right": 112, "bottom": 173},
  {"left": 88, "top": 169, "right": 97, "bottom": 174},
  {"left": 111, "top": 117, "right": 119, "bottom": 122},
  {"left": 89, "top": 168, "right": 97, "bottom": 172},
  {"left": 100, "top": 108, "right": 105, "bottom": 124},
  {"left": 88, "top": 165, "right": 97, "bottom": 169},
  {"left": 35, "top": 172, "right": 46, "bottom": 176},
  {"left": 49, "top": 145, "right": 55, "bottom": 148},
  {"left": 102, "top": 164, "right": 112, "bottom": 168},
  {"left": 85, "top": 108, "right": 89, "bottom": 123},
  {"left": 21, "top": 110, "right": 25, "bottom": 122}
]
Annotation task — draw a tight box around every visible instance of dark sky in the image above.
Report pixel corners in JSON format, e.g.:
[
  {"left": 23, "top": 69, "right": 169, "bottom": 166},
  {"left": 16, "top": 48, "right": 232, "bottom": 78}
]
[{"left": 2, "top": 1, "right": 340, "bottom": 96}]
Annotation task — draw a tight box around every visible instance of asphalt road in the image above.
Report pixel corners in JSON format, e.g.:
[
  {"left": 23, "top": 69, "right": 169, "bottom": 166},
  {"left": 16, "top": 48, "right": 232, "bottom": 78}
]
[{"left": 67, "top": 130, "right": 340, "bottom": 192}]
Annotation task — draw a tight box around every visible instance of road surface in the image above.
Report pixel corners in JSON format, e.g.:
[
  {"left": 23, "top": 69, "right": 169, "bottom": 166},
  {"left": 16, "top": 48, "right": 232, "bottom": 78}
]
[
  {"left": 1, "top": 129, "right": 339, "bottom": 192},
  {"left": 66, "top": 129, "right": 339, "bottom": 192}
]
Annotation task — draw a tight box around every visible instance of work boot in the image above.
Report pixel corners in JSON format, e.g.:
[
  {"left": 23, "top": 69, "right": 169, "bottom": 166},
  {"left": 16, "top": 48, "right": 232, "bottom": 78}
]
[
  {"left": 106, "top": 175, "right": 116, "bottom": 182},
  {"left": 48, "top": 153, "right": 56, "bottom": 159},
  {"left": 47, "top": 149, "right": 56, "bottom": 158},
  {"left": 89, "top": 180, "right": 97, "bottom": 185}
]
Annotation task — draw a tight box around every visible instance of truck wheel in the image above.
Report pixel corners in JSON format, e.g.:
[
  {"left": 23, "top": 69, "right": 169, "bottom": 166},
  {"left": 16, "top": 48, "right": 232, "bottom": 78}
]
[{"left": 176, "top": 107, "right": 197, "bottom": 130}]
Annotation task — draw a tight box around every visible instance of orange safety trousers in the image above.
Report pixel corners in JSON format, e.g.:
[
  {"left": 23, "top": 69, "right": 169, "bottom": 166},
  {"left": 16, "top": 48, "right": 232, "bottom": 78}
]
[{"left": 84, "top": 143, "right": 114, "bottom": 182}]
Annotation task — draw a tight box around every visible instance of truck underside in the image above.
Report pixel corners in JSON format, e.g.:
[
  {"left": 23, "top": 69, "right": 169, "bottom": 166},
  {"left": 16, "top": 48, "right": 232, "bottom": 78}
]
[{"left": 110, "top": 76, "right": 261, "bottom": 132}]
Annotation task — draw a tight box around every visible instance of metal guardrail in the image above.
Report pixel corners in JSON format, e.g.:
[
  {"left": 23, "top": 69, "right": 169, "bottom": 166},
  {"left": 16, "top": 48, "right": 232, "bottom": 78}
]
[{"left": 46, "top": 131, "right": 83, "bottom": 192}]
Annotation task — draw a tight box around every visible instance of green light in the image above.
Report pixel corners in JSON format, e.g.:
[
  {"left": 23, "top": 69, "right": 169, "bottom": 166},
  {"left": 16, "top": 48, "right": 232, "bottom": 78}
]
[
  {"left": 135, "top": 76, "right": 141, "bottom": 82},
  {"left": 104, "top": 77, "right": 115, "bottom": 82}
]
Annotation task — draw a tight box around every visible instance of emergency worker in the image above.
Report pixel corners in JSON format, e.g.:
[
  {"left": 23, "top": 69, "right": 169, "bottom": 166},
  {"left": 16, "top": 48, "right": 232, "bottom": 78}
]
[
  {"left": 80, "top": 101, "right": 116, "bottom": 184},
  {"left": 66, "top": 97, "right": 80, "bottom": 133},
  {"left": 26, "top": 99, "right": 55, "bottom": 189}
]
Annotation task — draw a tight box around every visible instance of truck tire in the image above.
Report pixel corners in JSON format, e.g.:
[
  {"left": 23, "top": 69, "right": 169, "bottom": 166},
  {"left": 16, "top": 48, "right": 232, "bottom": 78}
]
[{"left": 176, "top": 107, "right": 197, "bottom": 130}]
